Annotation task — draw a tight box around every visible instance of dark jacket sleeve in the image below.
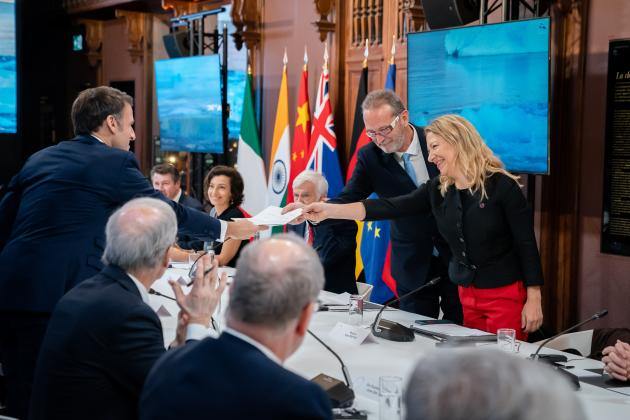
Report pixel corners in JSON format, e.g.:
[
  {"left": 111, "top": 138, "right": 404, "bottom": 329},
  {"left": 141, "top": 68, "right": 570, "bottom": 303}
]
[
  {"left": 113, "top": 153, "right": 222, "bottom": 241},
  {"left": 110, "top": 305, "right": 166, "bottom": 398},
  {"left": 331, "top": 147, "right": 375, "bottom": 204},
  {"left": 363, "top": 181, "right": 432, "bottom": 221},
  {"left": 499, "top": 176, "right": 544, "bottom": 287},
  {"left": 313, "top": 219, "right": 357, "bottom": 265}
]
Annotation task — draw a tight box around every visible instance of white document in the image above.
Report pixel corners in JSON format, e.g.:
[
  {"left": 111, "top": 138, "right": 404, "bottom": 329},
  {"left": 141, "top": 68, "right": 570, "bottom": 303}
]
[{"left": 239, "top": 206, "right": 303, "bottom": 226}]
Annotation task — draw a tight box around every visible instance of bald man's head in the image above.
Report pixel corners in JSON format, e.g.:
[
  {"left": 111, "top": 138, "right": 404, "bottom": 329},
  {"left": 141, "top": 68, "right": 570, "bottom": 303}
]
[{"left": 228, "top": 234, "right": 324, "bottom": 330}]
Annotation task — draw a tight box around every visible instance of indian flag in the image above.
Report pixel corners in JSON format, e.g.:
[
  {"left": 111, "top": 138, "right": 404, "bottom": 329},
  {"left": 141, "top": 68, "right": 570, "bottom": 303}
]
[
  {"left": 267, "top": 52, "right": 291, "bottom": 233},
  {"left": 237, "top": 70, "right": 267, "bottom": 216}
]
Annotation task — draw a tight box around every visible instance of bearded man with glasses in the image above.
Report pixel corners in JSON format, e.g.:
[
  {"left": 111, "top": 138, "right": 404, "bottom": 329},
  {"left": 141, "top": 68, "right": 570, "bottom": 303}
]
[{"left": 331, "top": 90, "right": 461, "bottom": 321}]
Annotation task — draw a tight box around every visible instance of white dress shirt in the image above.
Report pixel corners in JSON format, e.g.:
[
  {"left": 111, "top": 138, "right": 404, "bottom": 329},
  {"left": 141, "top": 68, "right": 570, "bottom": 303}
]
[{"left": 394, "top": 125, "right": 430, "bottom": 186}]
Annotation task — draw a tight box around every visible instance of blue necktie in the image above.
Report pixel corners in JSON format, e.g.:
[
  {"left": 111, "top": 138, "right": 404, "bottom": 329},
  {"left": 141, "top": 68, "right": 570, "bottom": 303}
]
[{"left": 403, "top": 153, "right": 418, "bottom": 187}]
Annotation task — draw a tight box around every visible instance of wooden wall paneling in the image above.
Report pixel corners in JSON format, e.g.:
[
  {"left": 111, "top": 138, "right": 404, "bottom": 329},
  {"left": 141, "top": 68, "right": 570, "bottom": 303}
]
[{"left": 539, "top": 0, "right": 589, "bottom": 332}]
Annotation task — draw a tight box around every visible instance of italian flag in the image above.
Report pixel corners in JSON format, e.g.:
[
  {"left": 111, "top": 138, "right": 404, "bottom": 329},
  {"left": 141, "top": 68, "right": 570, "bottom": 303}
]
[{"left": 237, "top": 71, "right": 267, "bottom": 216}]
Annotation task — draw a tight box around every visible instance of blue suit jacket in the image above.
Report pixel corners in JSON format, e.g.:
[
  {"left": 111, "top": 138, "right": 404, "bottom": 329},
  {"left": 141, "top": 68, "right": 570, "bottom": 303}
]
[
  {"left": 29, "top": 264, "right": 166, "bottom": 420},
  {"left": 287, "top": 220, "right": 358, "bottom": 294},
  {"left": 332, "top": 125, "right": 448, "bottom": 292},
  {"left": 0, "top": 135, "right": 221, "bottom": 313},
  {"left": 140, "top": 332, "right": 333, "bottom": 420}
]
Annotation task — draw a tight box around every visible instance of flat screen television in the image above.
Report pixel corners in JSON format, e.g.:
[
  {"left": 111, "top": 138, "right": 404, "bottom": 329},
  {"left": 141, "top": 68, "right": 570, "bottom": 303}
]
[
  {"left": 155, "top": 54, "right": 223, "bottom": 153},
  {"left": 0, "top": 0, "right": 16, "bottom": 134},
  {"left": 408, "top": 17, "right": 550, "bottom": 174}
]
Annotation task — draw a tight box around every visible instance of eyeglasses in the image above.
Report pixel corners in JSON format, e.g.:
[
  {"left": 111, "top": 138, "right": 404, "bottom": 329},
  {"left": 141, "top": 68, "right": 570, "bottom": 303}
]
[{"left": 365, "top": 114, "right": 401, "bottom": 139}]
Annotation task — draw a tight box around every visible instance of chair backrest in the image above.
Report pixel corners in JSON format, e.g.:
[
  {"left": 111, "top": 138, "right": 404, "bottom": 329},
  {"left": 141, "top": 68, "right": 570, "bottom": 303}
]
[
  {"left": 534, "top": 330, "right": 593, "bottom": 357},
  {"left": 356, "top": 282, "right": 373, "bottom": 302}
]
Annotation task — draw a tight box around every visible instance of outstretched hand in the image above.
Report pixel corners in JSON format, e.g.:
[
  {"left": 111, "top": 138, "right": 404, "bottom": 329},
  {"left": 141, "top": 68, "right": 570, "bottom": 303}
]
[
  {"left": 281, "top": 202, "right": 306, "bottom": 224},
  {"left": 226, "top": 218, "right": 267, "bottom": 239}
]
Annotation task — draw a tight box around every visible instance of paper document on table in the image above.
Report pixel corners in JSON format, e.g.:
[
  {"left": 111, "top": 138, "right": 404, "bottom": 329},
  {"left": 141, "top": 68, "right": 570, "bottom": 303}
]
[
  {"left": 239, "top": 206, "right": 303, "bottom": 226},
  {"left": 414, "top": 324, "right": 494, "bottom": 337}
]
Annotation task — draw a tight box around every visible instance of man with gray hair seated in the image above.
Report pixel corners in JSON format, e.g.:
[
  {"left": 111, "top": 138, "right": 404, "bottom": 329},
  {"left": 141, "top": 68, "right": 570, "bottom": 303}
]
[
  {"left": 139, "top": 234, "right": 333, "bottom": 420},
  {"left": 29, "top": 198, "right": 226, "bottom": 420},
  {"left": 288, "top": 170, "right": 358, "bottom": 294},
  {"left": 404, "top": 349, "right": 586, "bottom": 420}
]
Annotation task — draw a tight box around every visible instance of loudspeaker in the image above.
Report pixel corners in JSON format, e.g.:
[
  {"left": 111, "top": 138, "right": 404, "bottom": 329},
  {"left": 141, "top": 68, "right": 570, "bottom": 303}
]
[
  {"left": 422, "top": 0, "right": 479, "bottom": 29},
  {"left": 162, "top": 32, "right": 190, "bottom": 58}
]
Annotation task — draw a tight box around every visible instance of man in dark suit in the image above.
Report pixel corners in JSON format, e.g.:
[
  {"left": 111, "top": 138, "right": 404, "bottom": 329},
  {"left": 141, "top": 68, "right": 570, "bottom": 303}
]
[
  {"left": 151, "top": 163, "right": 204, "bottom": 211},
  {"left": 151, "top": 163, "right": 205, "bottom": 250},
  {"left": 333, "top": 90, "right": 461, "bottom": 320},
  {"left": 288, "top": 170, "right": 358, "bottom": 294},
  {"left": 0, "top": 86, "right": 260, "bottom": 418},
  {"left": 140, "top": 234, "right": 333, "bottom": 420},
  {"left": 29, "top": 197, "right": 226, "bottom": 420}
]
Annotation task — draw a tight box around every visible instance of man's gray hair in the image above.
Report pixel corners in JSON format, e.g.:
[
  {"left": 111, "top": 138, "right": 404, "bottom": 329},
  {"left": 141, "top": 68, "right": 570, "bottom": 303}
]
[
  {"left": 228, "top": 233, "right": 325, "bottom": 329},
  {"left": 293, "top": 170, "right": 328, "bottom": 199},
  {"left": 102, "top": 198, "right": 177, "bottom": 272},
  {"left": 404, "top": 349, "right": 586, "bottom": 420},
  {"left": 361, "top": 89, "right": 405, "bottom": 116}
]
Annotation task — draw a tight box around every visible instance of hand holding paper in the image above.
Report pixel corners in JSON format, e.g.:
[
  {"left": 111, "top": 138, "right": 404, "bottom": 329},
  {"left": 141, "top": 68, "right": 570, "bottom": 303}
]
[{"left": 243, "top": 206, "right": 304, "bottom": 226}]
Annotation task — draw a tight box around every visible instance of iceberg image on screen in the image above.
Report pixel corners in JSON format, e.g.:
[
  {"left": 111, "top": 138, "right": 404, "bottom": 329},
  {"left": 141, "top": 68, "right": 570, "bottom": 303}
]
[
  {"left": 408, "top": 17, "right": 550, "bottom": 174},
  {"left": 155, "top": 54, "right": 223, "bottom": 153},
  {"left": 0, "top": 0, "right": 16, "bottom": 134}
]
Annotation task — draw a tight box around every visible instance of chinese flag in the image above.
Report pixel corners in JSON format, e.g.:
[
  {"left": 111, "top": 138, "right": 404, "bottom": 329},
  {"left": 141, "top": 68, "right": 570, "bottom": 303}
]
[{"left": 287, "top": 64, "right": 311, "bottom": 203}]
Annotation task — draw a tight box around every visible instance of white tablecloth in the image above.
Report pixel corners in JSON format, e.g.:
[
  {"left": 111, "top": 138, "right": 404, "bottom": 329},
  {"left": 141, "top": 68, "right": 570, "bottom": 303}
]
[{"left": 149, "top": 269, "right": 630, "bottom": 420}]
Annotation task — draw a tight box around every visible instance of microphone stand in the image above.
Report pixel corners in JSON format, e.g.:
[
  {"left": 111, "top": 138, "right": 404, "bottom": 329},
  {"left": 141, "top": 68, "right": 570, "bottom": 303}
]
[
  {"left": 308, "top": 329, "right": 355, "bottom": 408},
  {"left": 371, "top": 276, "right": 441, "bottom": 342},
  {"left": 531, "top": 309, "right": 608, "bottom": 360},
  {"left": 529, "top": 309, "right": 608, "bottom": 391}
]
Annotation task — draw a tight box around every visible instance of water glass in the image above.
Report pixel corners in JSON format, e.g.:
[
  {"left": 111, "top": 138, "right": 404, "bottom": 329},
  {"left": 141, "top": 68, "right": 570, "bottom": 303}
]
[
  {"left": 379, "top": 376, "right": 402, "bottom": 420},
  {"left": 348, "top": 294, "right": 363, "bottom": 326},
  {"left": 497, "top": 328, "right": 516, "bottom": 352}
]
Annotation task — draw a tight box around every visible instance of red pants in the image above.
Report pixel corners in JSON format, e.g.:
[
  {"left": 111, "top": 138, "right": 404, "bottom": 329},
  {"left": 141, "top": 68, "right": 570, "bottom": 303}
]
[{"left": 458, "top": 281, "right": 528, "bottom": 341}]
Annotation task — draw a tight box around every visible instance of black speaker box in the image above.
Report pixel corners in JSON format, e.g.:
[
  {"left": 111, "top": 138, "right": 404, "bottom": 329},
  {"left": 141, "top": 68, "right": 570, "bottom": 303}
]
[
  {"left": 422, "top": 0, "right": 479, "bottom": 29},
  {"left": 162, "top": 32, "right": 190, "bottom": 58}
]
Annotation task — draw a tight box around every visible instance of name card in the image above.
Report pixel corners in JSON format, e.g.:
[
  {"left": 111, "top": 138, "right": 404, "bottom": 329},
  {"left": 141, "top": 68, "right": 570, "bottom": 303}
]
[{"left": 328, "top": 322, "right": 371, "bottom": 346}]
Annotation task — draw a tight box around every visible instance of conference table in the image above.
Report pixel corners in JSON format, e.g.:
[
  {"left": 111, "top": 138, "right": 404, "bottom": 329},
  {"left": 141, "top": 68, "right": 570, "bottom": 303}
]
[{"left": 149, "top": 266, "right": 630, "bottom": 420}]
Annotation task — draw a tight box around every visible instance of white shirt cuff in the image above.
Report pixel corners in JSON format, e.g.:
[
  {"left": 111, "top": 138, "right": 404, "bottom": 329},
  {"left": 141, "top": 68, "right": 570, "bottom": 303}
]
[
  {"left": 185, "top": 323, "right": 209, "bottom": 341},
  {"left": 218, "top": 220, "right": 228, "bottom": 243}
]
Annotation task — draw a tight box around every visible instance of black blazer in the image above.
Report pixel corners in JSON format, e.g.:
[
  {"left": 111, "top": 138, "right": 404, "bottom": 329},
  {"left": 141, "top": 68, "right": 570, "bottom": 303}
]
[
  {"left": 29, "top": 265, "right": 166, "bottom": 420},
  {"left": 140, "top": 332, "right": 333, "bottom": 420},
  {"left": 287, "top": 219, "right": 358, "bottom": 294},
  {"left": 332, "top": 124, "right": 448, "bottom": 291},
  {"left": 0, "top": 135, "right": 221, "bottom": 313},
  {"left": 213, "top": 205, "right": 248, "bottom": 267},
  {"left": 363, "top": 173, "right": 544, "bottom": 289}
]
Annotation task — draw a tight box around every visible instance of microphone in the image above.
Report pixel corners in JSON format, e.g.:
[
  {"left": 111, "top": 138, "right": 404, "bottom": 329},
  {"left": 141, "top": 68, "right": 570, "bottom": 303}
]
[
  {"left": 149, "top": 288, "right": 176, "bottom": 301},
  {"left": 371, "top": 276, "right": 441, "bottom": 342},
  {"left": 307, "top": 329, "right": 355, "bottom": 409},
  {"left": 531, "top": 309, "right": 608, "bottom": 360}
]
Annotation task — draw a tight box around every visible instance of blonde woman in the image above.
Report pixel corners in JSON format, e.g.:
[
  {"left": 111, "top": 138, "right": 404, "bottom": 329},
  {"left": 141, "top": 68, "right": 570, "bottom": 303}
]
[{"left": 294, "top": 114, "right": 543, "bottom": 340}]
